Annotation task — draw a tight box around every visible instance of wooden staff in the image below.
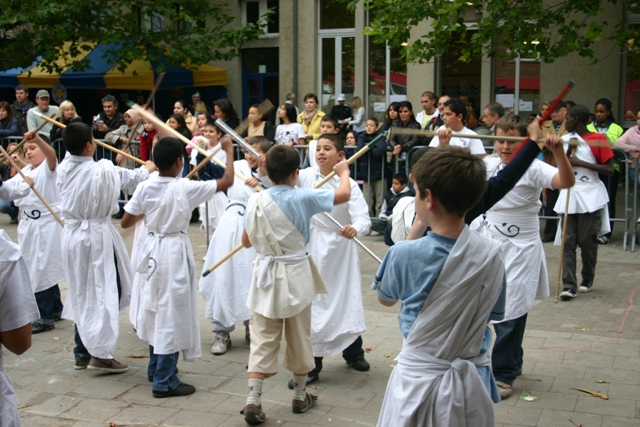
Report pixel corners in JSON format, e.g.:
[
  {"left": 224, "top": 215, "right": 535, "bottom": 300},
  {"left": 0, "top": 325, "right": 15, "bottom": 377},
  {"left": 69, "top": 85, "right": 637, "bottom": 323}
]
[
  {"left": 5, "top": 115, "right": 56, "bottom": 158},
  {"left": 36, "top": 113, "right": 147, "bottom": 166},
  {"left": 0, "top": 145, "right": 64, "bottom": 227},
  {"left": 122, "top": 72, "right": 165, "bottom": 155},
  {"left": 202, "top": 133, "right": 389, "bottom": 277},
  {"left": 131, "top": 103, "right": 261, "bottom": 190},
  {"left": 185, "top": 141, "right": 221, "bottom": 179},
  {"left": 555, "top": 139, "right": 578, "bottom": 303}
]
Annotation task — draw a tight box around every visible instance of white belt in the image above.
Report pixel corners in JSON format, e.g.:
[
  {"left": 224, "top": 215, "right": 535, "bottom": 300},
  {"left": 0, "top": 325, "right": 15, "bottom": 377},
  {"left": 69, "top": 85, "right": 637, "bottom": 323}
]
[{"left": 254, "top": 248, "right": 309, "bottom": 289}]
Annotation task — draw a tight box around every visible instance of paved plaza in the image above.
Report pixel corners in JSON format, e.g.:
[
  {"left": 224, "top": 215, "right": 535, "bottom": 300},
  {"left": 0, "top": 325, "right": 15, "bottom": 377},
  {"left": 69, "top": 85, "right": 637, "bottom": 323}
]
[{"left": 2, "top": 214, "right": 640, "bottom": 427}]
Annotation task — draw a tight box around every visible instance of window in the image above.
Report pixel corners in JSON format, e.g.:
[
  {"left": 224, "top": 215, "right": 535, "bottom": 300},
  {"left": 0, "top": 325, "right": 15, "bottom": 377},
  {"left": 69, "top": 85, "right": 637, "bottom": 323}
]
[{"left": 244, "top": 0, "right": 279, "bottom": 35}]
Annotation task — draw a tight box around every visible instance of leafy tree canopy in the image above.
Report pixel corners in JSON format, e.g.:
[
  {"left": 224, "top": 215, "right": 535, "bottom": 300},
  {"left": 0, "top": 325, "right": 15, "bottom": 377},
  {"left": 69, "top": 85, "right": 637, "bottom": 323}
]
[
  {"left": 348, "top": 0, "right": 630, "bottom": 64},
  {"left": 0, "top": 1, "right": 267, "bottom": 73}
]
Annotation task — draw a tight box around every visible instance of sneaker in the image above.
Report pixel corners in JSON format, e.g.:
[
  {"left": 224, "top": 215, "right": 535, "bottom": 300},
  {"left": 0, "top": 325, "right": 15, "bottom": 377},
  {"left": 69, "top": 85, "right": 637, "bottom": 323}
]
[
  {"left": 347, "top": 357, "right": 370, "bottom": 372},
  {"left": 287, "top": 372, "right": 319, "bottom": 390},
  {"left": 240, "top": 403, "right": 266, "bottom": 425},
  {"left": 87, "top": 357, "right": 129, "bottom": 373},
  {"left": 578, "top": 280, "right": 593, "bottom": 293},
  {"left": 496, "top": 381, "right": 512, "bottom": 400},
  {"left": 211, "top": 332, "right": 231, "bottom": 355},
  {"left": 152, "top": 382, "right": 196, "bottom": 398},
  {"left": 597, "top": 236, "right": 609, "bottom": 245},
  {"left": 31, "top": 323, "right": 54, "bottom": 334},
  {"left": 559, "top": 288, "right": 577, "bottom": 300},
  {"left": 292, "top": 392, "right": 318, "bottom": 414},
  {"left": 74, "top": 359, "right": 90, "bottom": 370}
]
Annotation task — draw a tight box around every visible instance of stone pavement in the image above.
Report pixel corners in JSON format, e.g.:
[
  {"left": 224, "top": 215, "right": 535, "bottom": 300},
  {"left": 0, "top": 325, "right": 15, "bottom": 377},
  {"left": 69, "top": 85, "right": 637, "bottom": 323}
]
[{"left": 2, "top": 217, "right": 640, "bottom": 427}]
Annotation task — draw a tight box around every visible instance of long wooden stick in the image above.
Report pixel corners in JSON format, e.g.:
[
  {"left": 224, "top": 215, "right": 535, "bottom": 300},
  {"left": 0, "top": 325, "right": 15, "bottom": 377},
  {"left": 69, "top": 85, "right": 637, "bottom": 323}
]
[
  {"left": 555, "top": 188, "right": 572, "bottom": 303},
  {"left": 132, "top": 103, "right": 261, "bottom": 189},
  {"left": 0, "top": 145, "right": 64, "bottom": 227},
  {"left": 123, "top": 72, "right": 165, "bottom": 154},
  {"left": 185, "top": 142, "right": 221, "bottom": 179},
  {"left": 36, "top": 113, "right": 147, "bottom": 166}
]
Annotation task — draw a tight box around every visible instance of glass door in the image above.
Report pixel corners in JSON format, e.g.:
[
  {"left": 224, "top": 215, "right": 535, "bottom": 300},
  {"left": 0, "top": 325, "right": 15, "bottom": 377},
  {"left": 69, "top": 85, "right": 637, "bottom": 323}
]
[{"left": 318, "top": 32, "right": 355, "bottom": 112}]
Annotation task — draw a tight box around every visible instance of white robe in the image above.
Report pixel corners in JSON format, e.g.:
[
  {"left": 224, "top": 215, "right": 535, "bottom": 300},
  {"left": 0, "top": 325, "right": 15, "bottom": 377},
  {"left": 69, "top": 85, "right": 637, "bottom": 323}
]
[
  {"left": 0, "top": 163, "right": 65, "bottom": 293},
  {"left": 196, "top": 149, "right": 228, "bottom": 238},
  {"left": 298, "top": 167, "right": 371, "bottom": 356},
  {"left": 200, "top": 160, "right": 267, "bottom": 328},
  {"left": 482, "top": 157, "right": 555, "bottom": 322},
  {"left": 0, "top": 230, "right": 40, "bottom": 427},
  {"left": 126, "top": 176, "right": 218, "bottom": 360},
  {"left": 245, "top": 191, "right": 326, "bottom": 319},
  {"left": 554, "top": 133, "right": 610, "bottom": 240},
  {"left": 377, "top": 226, "right": 504, "bottom": 427},
  {"left": 57, "top": 155, "right": 149, "bottom": 359}
]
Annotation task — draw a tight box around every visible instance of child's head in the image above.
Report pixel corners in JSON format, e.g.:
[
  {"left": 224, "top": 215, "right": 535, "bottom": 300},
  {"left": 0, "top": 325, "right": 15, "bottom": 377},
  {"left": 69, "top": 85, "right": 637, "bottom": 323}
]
[
  {"left": 315, "top": 134, "right": 345, "bottom": 172},
  {"left": 143, "top": 120, "right": 155, "bottom": 133},
  {"left": 23, "top": 140, "right": 45, "bottom": 168},
  {"left": 248, "top": 104, "right": 263, "bottom": 124},
  {"left": 167, "top": 113, "right": 186, "bottom": 131},
  {"left": 203, "top": 118, "right": 222, "bottom": 146},
  {"left": 365, "top": 117, "right": 378, "bottom": 135},
  {"left": 245, "top": 136, "right": 272, "bottom": 168},
  {"left": 387, "top": 102, "right": 400, "bottom": 121},
  {"left": 411, "top": 146, "right": 486, "bottom": 219},
  {"left": 442, "top": 98, "right": 466, "bottom": 129},
  {"left": 345, "top": 131, "right": 357, "bottom": 146},
  {"left": 278, "top": 103, "right": 297, "bottom": 124},
  {"left": 196, "top": 113, "right": 209, "bottom": 128},
  {"left": 153, "top": 137, "right": 184, "bottom": 173},
  {"left": 391, "top": 173, "right": 408, "bottom": 194},
  {"left": 320, "top": 115, "right": 340, "bottom": 134},
  {"left": 266, "top": 145, "right": 300, "bottom": 184},
  {"left": 495, "top": 114, "right": 527, "bottom": 164},
  {"left": 62, "top": 122, "right": 94, "bottom": 156}
]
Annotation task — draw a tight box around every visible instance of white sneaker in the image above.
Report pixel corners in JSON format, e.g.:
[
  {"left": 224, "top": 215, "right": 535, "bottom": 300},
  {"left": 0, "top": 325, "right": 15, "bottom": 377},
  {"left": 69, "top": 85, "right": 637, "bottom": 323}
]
[{"left": 211, "top": 332, "right": 231, "bottom": 355}]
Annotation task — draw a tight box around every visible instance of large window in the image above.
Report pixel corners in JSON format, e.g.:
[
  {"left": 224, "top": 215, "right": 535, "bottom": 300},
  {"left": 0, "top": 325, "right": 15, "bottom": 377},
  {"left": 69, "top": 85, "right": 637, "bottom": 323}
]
[
  {"left": 493, "top": 43, "right": 541, "bottom": 116},
  {"left": 244, "top": 0, "right": 279, "bottom": 35}
]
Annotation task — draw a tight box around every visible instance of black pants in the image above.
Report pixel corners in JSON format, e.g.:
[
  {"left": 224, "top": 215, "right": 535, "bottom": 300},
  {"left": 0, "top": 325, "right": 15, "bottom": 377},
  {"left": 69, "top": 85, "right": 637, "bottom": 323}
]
[
  {"left": 74, "top": 252, "right": 123, "bottom": 361},
  {"left": 34, "top": 285, "right": 63, "bottom": 326},
  {"left": 310, "top": 335, "right": 365, "bottom": 375}
]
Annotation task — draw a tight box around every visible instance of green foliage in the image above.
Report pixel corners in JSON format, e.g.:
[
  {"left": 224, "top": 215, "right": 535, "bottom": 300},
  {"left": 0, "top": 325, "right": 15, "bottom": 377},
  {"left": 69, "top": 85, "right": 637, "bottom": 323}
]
[
  {"left": 0, "top": 1, "right": 268, "bottom": 73},
  {"left": 348, "top": 0, "right": 622, "bottom": 64}
]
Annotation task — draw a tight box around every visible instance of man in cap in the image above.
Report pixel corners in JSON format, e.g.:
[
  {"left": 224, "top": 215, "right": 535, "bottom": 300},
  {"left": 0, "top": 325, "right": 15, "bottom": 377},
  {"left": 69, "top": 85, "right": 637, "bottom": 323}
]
[
  {"left": 26, "top": 90, "right": 59, "bottom": 140},
  {"left": 331, "top": 94, "right": 352, "bottom": 139}
]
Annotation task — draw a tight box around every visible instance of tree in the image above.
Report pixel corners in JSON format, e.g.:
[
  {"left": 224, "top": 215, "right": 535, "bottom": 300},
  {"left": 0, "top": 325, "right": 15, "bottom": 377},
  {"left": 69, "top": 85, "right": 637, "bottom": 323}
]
[
  {"left": 0, "top": 1, "right": 268, "bottom": 73},
  {"left": 349, "top": 0, "right": 629, "bottom": 64}
]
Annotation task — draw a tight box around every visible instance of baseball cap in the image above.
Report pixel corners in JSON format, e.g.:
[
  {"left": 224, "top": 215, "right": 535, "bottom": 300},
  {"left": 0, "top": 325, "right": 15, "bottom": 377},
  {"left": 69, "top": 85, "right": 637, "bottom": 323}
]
[
  {"left": 192, "top": 92, "right": 201, "bottom": 99},
  {"left": 337, "top": 94, "right": 346, "bottom": 101},
  {"left": 553, "top": 101, "right": 566, "bottom": 111},
  {"left": 36, "top": 89, "right": 50, "bottom": 99}
]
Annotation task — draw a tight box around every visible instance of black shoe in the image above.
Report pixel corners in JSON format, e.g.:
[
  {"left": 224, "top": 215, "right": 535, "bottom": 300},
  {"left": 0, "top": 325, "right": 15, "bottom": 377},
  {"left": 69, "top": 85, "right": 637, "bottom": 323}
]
[
  {"left": 152, "top": 382, "right": 195, "bottom": 398},
  {"left": 32, "top": 323, "right": 55, "bottom": 334},
  {"left": 53, "top": 312, "right": 62, "bottom": 321},
  {"left": 287, "top": 372, "right": 319, "bottom": 390},
  {"left": 347, "top": 357, "right": 370, "bottom": 372},
  {"left": 112, "top": 209, "right": 125, "bottom": 219},
  {"left": 541, "top": 235, "right": 554, "bottom": 243},
  {"left": 578, "top": 280, "right": 593, "bottom": 293},
  {"left": 9, "top": 217, "right": 18, "bottom": 224},
  {"left": 559, "top": 288, "right": 577, "bottom": 300}
]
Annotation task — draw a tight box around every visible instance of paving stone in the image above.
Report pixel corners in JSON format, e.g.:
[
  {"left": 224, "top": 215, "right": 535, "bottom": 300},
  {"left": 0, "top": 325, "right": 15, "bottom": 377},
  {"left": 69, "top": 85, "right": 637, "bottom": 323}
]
[
  {"left": 20, "top": 394, "right": 79, "bottom": 418},
  {"left": 57, "top": 398, "right": 126, "bottom": 423},
  {"left": 162, "top": 409, "right": 233, "bottom": 427},
  {"left": 536, "top": 409, "right": 603, "bottom": 426},
  {"left": 574, "top": 394, "right": 636, "bottom": 417},
  {"left": 110, "top": 404, "right": 180, "bottom": 425},
  {"left": 493, "top": 405, "right": 542, "bottom": 426},
  {"left": 601, "top": 416, "right": 640, "bottom": 427},
  {"left": 531, "top": 362, "right": 586, "bottom": 380},
  {"left": 583, "top": 367, "right": 639, "bottom": 385},
  {"left": 513, "top": 390, "right": 577, "bottom": 411}
]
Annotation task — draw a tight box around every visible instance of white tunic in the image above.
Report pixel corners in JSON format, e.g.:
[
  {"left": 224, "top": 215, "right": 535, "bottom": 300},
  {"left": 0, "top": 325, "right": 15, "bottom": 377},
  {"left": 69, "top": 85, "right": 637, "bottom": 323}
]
[
  {"left": 196, "top": 149, "right": 228, "bottom": 238},
  {"left": 199, "top": 160, "right": 266, "bottom": 328},
  {"left": 0, "top": 230, "right": 39, "bottom": 427},
  {"left": 57, "top": 155, "right": 149, "bottom": 359},
  {"left": 429, "top": 126, "right": 486, "bottom": 155},
  {"left": 298, "top": 167, "right": 371, "bottom": 356},
  {"left": 0, "top": 163, "right": 65, "bottom": 293},
  {"left": 482, "top": 157, "right": 556, "bottom": 322},
  {"left": 245, "top": 191, "right": 327, "bottom": 319},
  {"left": 377, "top": 226, "right": 503, "bottom": 427},
  {"left": 126, "top": 176, "right": 218, "bottom": 360}
]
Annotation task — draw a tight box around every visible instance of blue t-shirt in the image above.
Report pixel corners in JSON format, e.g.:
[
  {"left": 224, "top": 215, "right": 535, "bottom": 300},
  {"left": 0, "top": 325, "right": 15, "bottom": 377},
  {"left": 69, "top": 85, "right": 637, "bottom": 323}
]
[
  {"left": 263, "top": 185, "right": 335, "bottom": 243},
  {"left": 373, "top": 231, "right": 506, "bottom": 338}
]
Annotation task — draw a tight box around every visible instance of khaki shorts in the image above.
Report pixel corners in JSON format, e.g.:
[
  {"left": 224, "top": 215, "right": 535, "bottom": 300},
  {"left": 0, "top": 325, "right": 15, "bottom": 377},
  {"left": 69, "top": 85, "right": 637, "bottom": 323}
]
[{"left": 248, "top": 305, "right": 314, "bottom": 375}]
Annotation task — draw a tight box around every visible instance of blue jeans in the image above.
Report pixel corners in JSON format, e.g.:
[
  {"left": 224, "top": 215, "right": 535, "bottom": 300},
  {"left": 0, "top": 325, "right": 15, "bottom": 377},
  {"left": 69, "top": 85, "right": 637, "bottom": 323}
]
[
  {"left": 492, "top": 313, "right": 528, "bottom": 385},
  {"left": 0, "top": 199, "right": 18, "bottom": 219},
  {"left": 148, "top": 346, "right": 181, "bottom": 392},
  {"left": 34, "top": 285, "right": 63, "bottom": 326}
]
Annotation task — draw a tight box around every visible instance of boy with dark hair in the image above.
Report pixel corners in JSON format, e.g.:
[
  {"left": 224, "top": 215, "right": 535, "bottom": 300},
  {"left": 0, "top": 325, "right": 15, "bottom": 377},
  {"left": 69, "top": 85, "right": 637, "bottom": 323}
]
[
  {"left": 57, "top": 122, "right": 155, "bottom": 373},
  {"left": 121, "top": 136, "right": 235, "bottom": 397},
  {"left": 305, "top": 115, "right": 341, "bottom": 169},
  {"left": 429, "top": 98, "right": 486, "bottom": 155},
  {"left": 370, "top": 172, "right": 415, "bottom": 235},
  {"left": 556, "top": 105, "right": 614, "bottom": 299},
  {"left": 374, "top": 145, "right": 505, "bottom": 426},
  {"left": 240, "top": 144, "right": 351, "bottom": 424},
  {"left": 293, "top": 133, "right": 371, "bottom": 387},
  {"left": 200, "top": 136, "right": 272, "bottom": 355}
]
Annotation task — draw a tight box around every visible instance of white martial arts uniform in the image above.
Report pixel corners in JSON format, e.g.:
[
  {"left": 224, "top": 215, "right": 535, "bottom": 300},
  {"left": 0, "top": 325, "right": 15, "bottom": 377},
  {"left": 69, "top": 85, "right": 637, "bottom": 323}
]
[
  {"left": 193, "top": 148, "right": 228, "bottom": 238},
  {"left": 482, "top": 157, "right": 555, "bottom": 321},
  {"left": 126, "top": 176, "right": 219, "bottom": 360},
  {"left": 429, "top": 126, "right": 486, "bottom": 155},
  {"left": 298, "top": 167, "right": 371, "bottom": 356},
  {"left": 376, "top": 226, "right": 504, "bottom": 427},
  {"left": 57, "top": 155, "right": 149, "bottom": 359},
  {"left": 0, "top": 230, "right": 39, "bottom": 427},
  {"left": 199, "top": 160, "right": 269, "bottom": 330},
  {"left": 0, "top": 162, "right": 65, "bottom": 293}
]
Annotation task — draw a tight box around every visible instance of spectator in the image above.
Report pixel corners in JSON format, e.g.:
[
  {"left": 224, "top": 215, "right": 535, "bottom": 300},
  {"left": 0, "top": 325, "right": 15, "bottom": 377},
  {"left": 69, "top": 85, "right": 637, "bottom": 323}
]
[
  {"left": 50, "top": 101, "right": 83, "bottom": 158},
  {"left": 343, "top": 96, "right": 366, "bottom": 137},
  {"left": 285, "top": 92, "right": 299, "bottom": 115},
  {"left": 0, "top": 101, "right": 21, "bottom": 138},
  {"left": 331, "top": 94, "right": 352, "bottom": 139},
  {"left": 10, "top": 84, "right": 35, "bottom": 134},
  {"left": 241, "top": 104, "right": 276, "bottom": 142},
  {"left": 415, "top": 91, "right": 439, "bottom": 130},
  {"left": 173, "top": 100, "right": 197, "bottom": 135},
  {"left": 92, "top": 94, "right": 125, "bottom": 140},
  {"left": 275, "top": 103, "right": 306, "bottom": 145},
  {"left": 26, "top": 90, "right": 59, "bottom": 140},
  {"left": 614, "top": 109, "right": 640, "bottom": 180},
  {"left": 297, "top": 93, "right": 325, "bottom": 141},
  {"left": 213, "top": 99, "right": 240, "bottom": 134}
]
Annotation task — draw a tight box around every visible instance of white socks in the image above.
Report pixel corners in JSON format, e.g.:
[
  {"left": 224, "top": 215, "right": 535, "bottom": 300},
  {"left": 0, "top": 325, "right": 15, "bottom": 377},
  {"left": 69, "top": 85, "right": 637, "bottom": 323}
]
[
  {"left": 247, "top": 378, "right": 263, "bottom": 406},
  {"left": 293, "top": 374, "right": 307, "bottom": 401}
]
